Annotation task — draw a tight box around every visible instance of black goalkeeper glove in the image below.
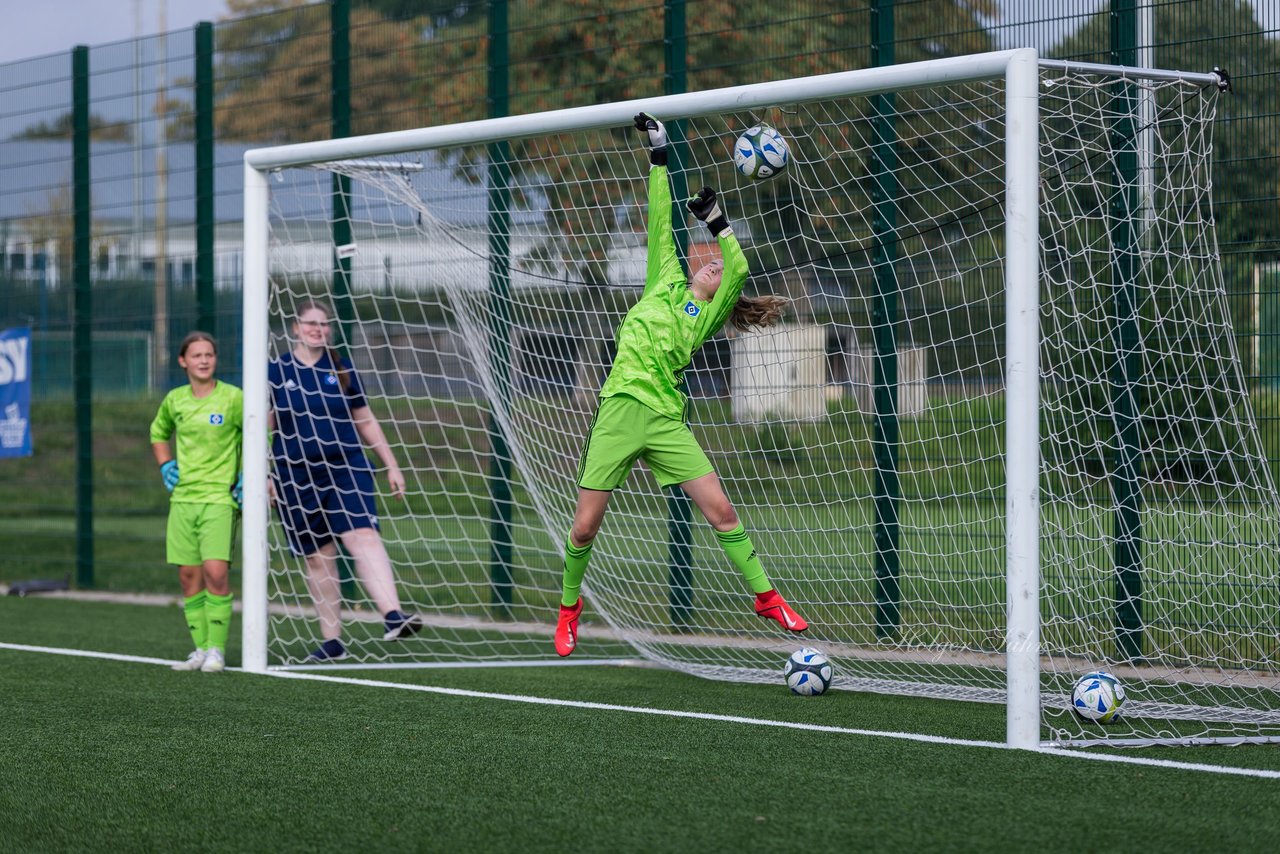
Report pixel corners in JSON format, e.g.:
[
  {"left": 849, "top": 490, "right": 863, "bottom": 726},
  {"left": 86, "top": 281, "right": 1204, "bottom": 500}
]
[
  {"left": 633, "top": 112, "right": 669, "bottom": 166},
  {"left": 686, "top": 186, "right": 730, "bottom": 238}
]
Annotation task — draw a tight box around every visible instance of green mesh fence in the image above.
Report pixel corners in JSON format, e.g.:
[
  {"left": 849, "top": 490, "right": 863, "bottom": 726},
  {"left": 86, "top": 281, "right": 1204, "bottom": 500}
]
[{"left": 0, "top": 0, "right": 1277, "bottom": 597}]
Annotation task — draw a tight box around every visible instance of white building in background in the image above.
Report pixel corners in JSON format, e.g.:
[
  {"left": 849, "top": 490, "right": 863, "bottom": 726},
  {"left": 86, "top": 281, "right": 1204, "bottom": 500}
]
[{"left": 0, "top": 138, "right": 683, "bottom": 293}]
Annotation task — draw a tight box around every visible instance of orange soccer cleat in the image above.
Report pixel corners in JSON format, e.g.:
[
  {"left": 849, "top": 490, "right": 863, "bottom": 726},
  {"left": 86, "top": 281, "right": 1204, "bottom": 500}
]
[
  {"left": 755, "top": 589, "right": 808, "bottom": 633},
  {"left": 554, "top": 598, "right": 584, "bottom": 657}
]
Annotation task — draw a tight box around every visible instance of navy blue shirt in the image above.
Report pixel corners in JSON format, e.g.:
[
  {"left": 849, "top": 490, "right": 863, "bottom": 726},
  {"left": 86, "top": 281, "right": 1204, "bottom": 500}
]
[{"left": 269, "top": 351, "right": 371, "bottom": 467}]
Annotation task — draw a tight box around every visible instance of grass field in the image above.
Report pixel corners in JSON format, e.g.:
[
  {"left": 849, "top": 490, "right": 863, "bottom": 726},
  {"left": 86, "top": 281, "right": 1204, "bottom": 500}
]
[{"left": 3, "top": 596, "right": 1279, "bottom": 853}]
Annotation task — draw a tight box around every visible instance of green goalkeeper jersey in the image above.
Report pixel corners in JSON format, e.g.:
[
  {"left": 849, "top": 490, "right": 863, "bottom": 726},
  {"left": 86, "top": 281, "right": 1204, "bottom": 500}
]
[
  {"left": 149, "top": 381, "right": 243, "bottom": 507},
  {"left": 599, "top": 165, "right": 749, "bottom": 421}
]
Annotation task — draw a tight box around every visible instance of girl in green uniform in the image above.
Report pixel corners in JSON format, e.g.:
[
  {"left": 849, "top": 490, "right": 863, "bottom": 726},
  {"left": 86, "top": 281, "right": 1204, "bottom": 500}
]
[
  {"left": 150, "top": 331, "right": 243, "bottom": 673},
  {"left": 555, "top": 113, "right": 809, "bottom": 656}
]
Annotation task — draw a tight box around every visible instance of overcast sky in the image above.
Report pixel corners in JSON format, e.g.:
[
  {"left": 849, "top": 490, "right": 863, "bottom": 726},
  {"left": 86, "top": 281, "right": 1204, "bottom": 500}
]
[{"left": 0, "top": 1, "right": 229, "bottom": 66}]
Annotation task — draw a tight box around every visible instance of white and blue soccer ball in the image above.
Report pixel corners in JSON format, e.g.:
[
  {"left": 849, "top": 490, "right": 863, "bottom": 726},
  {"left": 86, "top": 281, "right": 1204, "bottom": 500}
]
[
  {"left": 784, "top": 647, "right": 833, "bottom": 696},
  {"left": 733, "top": 124, "right": 790, "bottom": 181},
  {"left": 1072, "top": 671, "right": 1126, "bottom": 723}
]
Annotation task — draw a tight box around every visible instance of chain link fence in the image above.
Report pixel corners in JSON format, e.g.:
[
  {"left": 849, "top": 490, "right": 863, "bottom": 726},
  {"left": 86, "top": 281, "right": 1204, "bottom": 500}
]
[{"left": 0, "top": 0, "right": 1276, "bottom": 589}]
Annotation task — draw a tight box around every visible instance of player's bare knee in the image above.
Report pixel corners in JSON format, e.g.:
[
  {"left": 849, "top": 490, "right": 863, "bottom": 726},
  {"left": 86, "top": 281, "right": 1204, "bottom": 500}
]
[
  {"left": 569, "top": 524, "right": 599, "bottom": 548},
  {"left": 702, "top": 502, "right": 738, "bottom": 531}
]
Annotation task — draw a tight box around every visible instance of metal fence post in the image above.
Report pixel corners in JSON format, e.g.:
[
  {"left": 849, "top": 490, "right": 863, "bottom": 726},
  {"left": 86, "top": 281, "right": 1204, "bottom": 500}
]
[
  {"left": 487, "top": 0, "right": 515, "bottom": 615},
  {"left": 870, "top": 0, "right": 902, "bottom": 640},
  {"left": 330, "top": 0, "right": 357, "bottom": 601},
  {"left": 1110, "top": 0, "right": 1145, "bottom": 662},
  {"left": 73, "top": 44, "right": 94, "bottom": 589},
  {"left": 195, "top": 22, "right": 215, "bottom": 336},
  {"left": 663, "top": 0, "right": 694, "bottom": 631}
]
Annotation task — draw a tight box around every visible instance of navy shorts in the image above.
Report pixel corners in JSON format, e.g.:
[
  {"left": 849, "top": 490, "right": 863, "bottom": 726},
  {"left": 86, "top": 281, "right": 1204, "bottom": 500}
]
[{"left": 273, "top": 460, "right": 379, "bottom": 556}]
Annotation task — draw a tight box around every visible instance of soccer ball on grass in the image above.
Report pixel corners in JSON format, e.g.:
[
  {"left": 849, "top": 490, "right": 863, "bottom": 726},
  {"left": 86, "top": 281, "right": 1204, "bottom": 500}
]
[
  {"left": 783, "top": 647, "right": 833, "bottom": 696},
  {"left": 734, "top": 125, "right": 790, "bottom": 180},
  {"left": 1071, "top": 671, "right": 1126, "bottom": 723}
]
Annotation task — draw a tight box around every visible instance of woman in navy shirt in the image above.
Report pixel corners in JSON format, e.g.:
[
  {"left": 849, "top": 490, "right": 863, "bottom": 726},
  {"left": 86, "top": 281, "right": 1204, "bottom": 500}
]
[{"left": 269, "top": 299, "right": 421, "bottom": 661}]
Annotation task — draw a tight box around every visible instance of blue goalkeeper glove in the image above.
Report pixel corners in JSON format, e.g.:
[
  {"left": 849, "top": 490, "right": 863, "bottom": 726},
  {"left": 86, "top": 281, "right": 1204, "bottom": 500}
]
[
  {"left": 160, "top": 460, "right": 180, "bottom": 492},
  {"left": 231, "top": 472, "right": 243, "bottom": 507},
  {"left": 634, "top": 112, "right": 668, "bottom": 166},
  {"left": 686, "top": 186, "right": 730, "bottom": 238}
]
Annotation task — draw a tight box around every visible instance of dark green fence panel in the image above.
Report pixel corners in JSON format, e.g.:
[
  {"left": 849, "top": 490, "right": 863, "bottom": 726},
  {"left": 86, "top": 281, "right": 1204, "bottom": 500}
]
[{"left": 1, "top": 0, "right": 1277, "bottom": 599}]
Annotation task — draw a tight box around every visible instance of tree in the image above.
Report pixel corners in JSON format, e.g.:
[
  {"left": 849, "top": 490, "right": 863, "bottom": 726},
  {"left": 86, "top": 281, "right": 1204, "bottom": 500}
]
[
  {"left": 208, "top": 0, "right": 999, "bottom": 141},
  {"left": 212, "top": 0, "right": 439, "bottom": 143},
  {"left": 212, "top": 0, "right": 1000, "bottom": 397},
  {"left": 1047, "top": 1, "right": 1280, "bottom": 481},
  {"left": 357, "top": 0, "right": 483, "bottom": 26},
  {"left": 410, "top": 0, "right": 998, "bottom": 255},
  {"left": 404, "top": 0, "right": 1001, "bottom": 390},
  {"left": 1052, "top": 0, "right": 1280, "bottom": 255},
  {"left": 415, "top": 0, "right": 997, "bottom": 121},
  {"left": 12, "top": 112, "right": 131, "bottom": 142}
]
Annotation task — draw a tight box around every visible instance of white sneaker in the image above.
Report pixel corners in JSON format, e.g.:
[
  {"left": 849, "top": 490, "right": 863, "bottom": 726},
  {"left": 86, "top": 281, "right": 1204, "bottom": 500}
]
[
  {"left": 172, "top": 649, "right": 207, "bottom": 671},
  {"left": 200, "top": 648, "right": 226, "bottom": 673}
]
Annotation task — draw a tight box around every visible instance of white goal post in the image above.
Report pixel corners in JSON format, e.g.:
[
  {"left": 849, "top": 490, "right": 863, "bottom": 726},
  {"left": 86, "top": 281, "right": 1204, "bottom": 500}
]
[{"left": 242, "top": 48, "right": 1280, "bottom": 749}]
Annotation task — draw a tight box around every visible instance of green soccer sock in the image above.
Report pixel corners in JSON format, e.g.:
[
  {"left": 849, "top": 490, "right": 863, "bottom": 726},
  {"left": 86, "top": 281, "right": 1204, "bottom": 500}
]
[
  {"left": 205, "top": 593, "right": 234, "bottom": 653},
  {"left": 560, "top": 539, "right": 594, "bottom": 607},
  {"left": 183, "top": 590, "right": 209, "bottom": 651},
  {"left": 715, "top": 524, "right": 773, "bottom": 595}
]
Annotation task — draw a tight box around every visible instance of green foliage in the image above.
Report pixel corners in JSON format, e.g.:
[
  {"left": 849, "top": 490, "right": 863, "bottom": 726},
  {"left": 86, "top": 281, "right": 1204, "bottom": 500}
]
[
  {"left": 356, "top": 0, "right": 483, "bottom": 24},
  {"left": 10, "top": 111, "right": 133, "bottom": 142},
  {"left": 1052, "top": 0, "right": 1280, "bottom": 256},
  {"left": 407, "top": 0, "right": 1001, "bottom": 294}
]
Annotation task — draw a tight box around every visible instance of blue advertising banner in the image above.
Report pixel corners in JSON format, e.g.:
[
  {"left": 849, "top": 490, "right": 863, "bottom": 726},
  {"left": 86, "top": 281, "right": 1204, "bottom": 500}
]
[{"left": 0, "top": 327, "right": 32, "bottom": 457}]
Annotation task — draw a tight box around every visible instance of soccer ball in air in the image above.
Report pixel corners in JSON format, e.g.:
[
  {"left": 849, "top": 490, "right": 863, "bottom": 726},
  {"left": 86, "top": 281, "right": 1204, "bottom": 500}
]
[
  {"left": 733, "top": 125, "right": 790, "bottom": 180},
  {"left": 783, "top": 647, "right": 833, "bottom": 696},
  {"left": 1071, "top": 671, "right": 1126, "bottom": 723}
]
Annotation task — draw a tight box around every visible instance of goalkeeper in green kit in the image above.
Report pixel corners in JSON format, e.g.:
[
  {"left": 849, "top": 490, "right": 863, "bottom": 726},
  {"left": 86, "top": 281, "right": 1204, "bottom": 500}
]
[
  {"left": 150, "top": 331, "right": 243, "bottom": 673},
  {"left": 555, "top": 113, "right": 809, "bottom": 656}
]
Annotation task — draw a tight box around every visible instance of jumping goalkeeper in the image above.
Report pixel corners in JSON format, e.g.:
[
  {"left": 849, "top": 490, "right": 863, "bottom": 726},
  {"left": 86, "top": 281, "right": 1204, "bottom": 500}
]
[{"left": 555, "top": 113, "right": 809, "bottom": 656}]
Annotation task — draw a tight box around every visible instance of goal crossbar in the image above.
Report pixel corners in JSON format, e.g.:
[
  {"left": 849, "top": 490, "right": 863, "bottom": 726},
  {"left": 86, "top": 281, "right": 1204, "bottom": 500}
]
[{"left": 244, "top": 51, "right": 1219, "bottom": 174}]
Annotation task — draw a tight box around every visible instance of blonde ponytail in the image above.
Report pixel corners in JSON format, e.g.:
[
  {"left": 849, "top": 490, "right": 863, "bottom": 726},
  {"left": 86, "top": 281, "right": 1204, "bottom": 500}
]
[{"left": 729, "top": 294, "right": 788, "bottom": 332}]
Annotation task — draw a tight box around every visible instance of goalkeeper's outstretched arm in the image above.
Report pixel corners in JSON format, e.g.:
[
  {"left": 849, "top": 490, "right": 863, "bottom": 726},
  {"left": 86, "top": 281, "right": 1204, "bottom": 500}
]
[
  {"left": 685, "top": 186, "right": 785, "bottom": 339},
  {"left": 634, "top": 112, "right": 684, "bottom": 294}
]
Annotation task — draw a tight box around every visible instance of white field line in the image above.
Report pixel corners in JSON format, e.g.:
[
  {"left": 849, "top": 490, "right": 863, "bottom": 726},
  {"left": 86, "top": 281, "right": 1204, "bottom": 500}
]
[
  {"left": 17, "top": 589, "right": 1278, "bottom": 693},
  {"left": 281, "top": 658, "right": 642, "bottom": 672},
  {"left": 3, "top": 641, "right": 1279, "bottom": 781}
]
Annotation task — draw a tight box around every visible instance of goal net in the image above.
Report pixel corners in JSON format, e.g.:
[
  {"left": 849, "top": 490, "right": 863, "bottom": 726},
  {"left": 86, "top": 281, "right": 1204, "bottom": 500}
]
[{"left": 242, "top": 50, "right": 1280, "bottom": 747}]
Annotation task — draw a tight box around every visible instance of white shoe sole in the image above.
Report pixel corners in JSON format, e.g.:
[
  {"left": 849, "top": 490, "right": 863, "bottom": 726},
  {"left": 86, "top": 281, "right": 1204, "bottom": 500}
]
[{"left": 383, "top": 618, "right": 423, "bottom": 641}]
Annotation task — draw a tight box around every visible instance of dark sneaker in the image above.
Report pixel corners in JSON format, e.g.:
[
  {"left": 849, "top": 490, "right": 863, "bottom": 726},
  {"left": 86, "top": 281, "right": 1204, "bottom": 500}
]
[
  {"left": 554, "top": 599, "right": 583, "bottom": 657},
  {"left": 755, "top": 590, "right": 808, "bottom": 633},
  {"left": 307, "top": 638, "right": 348, "bottom": 662},
  {"left": 383, "top": 610, "right": 424, "bottom": 641}
]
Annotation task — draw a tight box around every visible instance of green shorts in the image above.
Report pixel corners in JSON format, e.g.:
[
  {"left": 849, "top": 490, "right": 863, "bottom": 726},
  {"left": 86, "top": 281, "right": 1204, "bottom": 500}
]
[
  {"left": 166, "top": 502, "right": 237, "bottom": 566},
  {"left": 576, "top": 394, "right": 714, "bottom": 491}
]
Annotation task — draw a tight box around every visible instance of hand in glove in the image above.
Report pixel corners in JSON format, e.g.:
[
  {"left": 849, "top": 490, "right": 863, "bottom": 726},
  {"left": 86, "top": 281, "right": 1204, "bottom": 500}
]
[
  {"left": 633, "top": 112, "right": 669, "bottom": 166},
  {"left": 686, "top": 186, "right": 731, "bottom": 238},
  {"left": 160, "top": 460, "right": 180, "bottom": 493}
]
